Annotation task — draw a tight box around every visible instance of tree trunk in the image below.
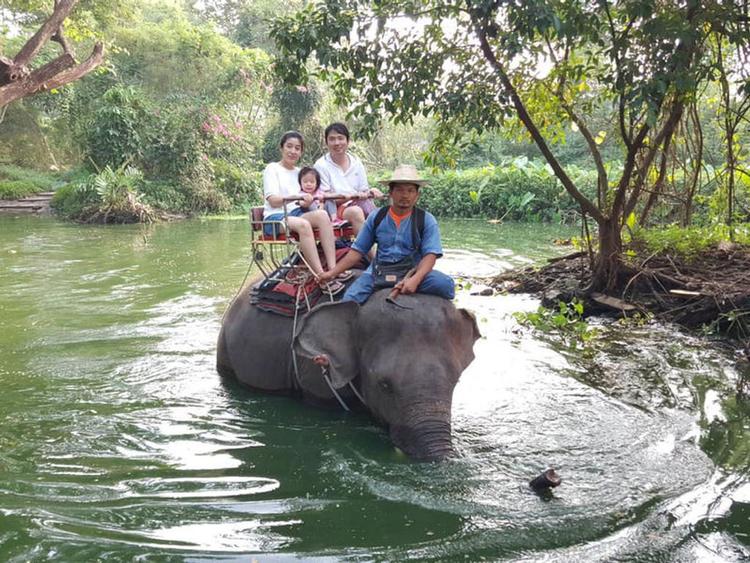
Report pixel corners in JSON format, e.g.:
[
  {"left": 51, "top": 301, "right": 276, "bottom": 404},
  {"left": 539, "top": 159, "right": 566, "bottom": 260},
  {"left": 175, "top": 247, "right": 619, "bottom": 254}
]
[{"left": 590, "top": 218, "right": 623, "bottom": 293}]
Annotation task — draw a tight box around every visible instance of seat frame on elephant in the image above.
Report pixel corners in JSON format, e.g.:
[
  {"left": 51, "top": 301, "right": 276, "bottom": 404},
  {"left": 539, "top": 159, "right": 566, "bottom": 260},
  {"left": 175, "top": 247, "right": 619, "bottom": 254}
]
[
  {"left": 246, "top": 199, "right": 363, "bottom": 410},
  {"left": 248, "top": 201, "right": 354, "bottom": 284}
]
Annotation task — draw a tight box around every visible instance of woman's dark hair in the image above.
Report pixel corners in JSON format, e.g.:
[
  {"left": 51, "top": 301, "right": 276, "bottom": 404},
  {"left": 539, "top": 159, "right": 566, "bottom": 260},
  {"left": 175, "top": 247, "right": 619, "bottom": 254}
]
[
  {"left": 324, "top": 122, "right": 350, "bottom": 141},
  {"left": 279, "top": 130, "right": 304, "bottom": 151},
  {"left": 298, "top": 166, "right": 321, "bottom": 189}
]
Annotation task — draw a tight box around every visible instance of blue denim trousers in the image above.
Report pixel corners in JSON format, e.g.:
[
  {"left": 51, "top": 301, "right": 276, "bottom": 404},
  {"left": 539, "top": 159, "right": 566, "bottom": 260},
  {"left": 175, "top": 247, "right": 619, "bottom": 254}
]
[{"left": 342, "top": 270, "right": 455, "bottom": 304}]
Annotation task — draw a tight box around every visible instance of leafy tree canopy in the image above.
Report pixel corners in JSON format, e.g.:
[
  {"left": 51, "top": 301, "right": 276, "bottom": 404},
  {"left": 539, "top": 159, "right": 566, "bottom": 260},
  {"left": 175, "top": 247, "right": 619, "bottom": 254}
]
[
  {"left": 2, "top": 0, "right": 133, "bottom": 39},
  {"left": 271, "top": 0, "right": 750, "bottom": 290}
]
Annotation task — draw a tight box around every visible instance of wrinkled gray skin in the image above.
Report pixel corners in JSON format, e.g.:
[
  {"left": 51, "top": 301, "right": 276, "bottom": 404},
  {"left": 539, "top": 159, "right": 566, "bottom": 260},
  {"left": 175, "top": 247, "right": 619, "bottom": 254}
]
[{"left": 217, "top": 284, "right": 480, "bottom": 461}]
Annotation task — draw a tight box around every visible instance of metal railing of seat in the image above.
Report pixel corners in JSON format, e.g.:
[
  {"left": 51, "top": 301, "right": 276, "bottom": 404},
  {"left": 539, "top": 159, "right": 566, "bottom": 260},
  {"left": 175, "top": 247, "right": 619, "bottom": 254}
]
[
  {"left": 249, "top": 202, "right": 299, "bottom": 280},
  {"left": 248, "top": 193, "right": 381, "bottom": 282}
]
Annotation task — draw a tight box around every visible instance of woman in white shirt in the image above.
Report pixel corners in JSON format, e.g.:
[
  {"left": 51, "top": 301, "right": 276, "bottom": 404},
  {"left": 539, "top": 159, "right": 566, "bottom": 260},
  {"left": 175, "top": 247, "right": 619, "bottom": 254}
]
[{"left": 263, "top": 131, "right": 340, "bottom": 287}]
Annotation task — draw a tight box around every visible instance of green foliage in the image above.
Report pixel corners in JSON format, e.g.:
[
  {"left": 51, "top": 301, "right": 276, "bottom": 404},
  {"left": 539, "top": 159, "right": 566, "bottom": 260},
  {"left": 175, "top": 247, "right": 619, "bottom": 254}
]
[
  {"left": 51, "top": 165, "right": 153, "bottom": 222},
  {"left": 0, "top": 180, "right": 42, "bottom": 199},
  {"left": 38, "top": 3, "right": 275, "bottom": 215},
  {"left": 0, "top": 103, "right": 64, "bottom": 169},
  {"left": 82, "top": 86, "right": 152, "bottom": 169},
  {"left": 180, "top": 162, "right": 232, "bottom": 214},
  {"left": 194, "top": 0, "right": 305, "bottom": 52},
  {"left": 0, "top": 164, "right": 57, "bottom": 190},
  {"left": 3, "top": 0, "right": 133, "bottom": 36},
  {"left": 262, "top": 82, "right": 324, "bottom": 163},
  {"left": 271, "top": 0, "right": 743, "bottom": 142},
  {"left": 514, "top": 299, "right": 596, "bottom": 346},
  {"left": 615, "top": 311, "right": 655, "bottom": 328},
  {"left": 51, "top": 182, "right": 100, "bottom": 220},
  {"left": 633, "top": 224, "right": 750, "bottom": 259},
  {"left": 212, "top": 161, "right": 263, "bottom": 208},
  {"left": 398, "top": 160, "right": 597, "bottom": 221},
  {"left": 271, "top": 0, "right": 750, "bottom": 288},
  {"left": 92, "top": 165, "right": 142, "bottom": 211},
  {"left": 137, "top": 180, "right": 188, "bottom": 212}
]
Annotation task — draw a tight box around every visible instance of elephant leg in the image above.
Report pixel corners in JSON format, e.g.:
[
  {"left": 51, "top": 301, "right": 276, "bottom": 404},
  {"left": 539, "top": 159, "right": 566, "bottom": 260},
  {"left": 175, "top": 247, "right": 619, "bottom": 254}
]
[{"left": 216, "top": 326, "right": 235, "bottom": 378}]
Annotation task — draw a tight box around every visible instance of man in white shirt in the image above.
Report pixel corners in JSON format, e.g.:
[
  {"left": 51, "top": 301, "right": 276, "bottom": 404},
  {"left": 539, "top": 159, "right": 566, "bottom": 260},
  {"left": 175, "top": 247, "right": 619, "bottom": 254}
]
[{"left": 314, "top": 122, "right": 383, "bottom": 236}]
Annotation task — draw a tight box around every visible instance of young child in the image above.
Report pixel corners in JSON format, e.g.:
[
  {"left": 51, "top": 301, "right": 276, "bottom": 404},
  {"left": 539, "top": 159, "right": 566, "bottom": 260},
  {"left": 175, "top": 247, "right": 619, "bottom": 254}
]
[
  {"left": 298, "top": 166, "right": 323, "bottom": 212},
  {"left": 298, "top": 166, "right": 354, "bottom": 280}
]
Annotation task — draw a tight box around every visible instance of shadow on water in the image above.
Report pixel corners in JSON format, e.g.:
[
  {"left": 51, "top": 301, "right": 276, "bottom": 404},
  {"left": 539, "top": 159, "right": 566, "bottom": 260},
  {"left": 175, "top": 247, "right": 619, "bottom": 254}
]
[{"left": 0, "top": 216, "right": 748, "bottom": 561}]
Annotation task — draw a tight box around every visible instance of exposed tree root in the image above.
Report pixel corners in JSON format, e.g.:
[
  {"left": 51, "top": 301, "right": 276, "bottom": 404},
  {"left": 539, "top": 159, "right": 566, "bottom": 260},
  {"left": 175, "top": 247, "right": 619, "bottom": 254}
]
[{"left": 489, "top": 243, "right": 750, "bottom": 340}]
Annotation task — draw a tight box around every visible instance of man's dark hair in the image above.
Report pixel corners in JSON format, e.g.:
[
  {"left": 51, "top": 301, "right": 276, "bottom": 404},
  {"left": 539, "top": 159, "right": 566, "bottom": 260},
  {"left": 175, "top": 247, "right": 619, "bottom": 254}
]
[
  {"left": 298, "top": 166, "right": 321, "bottom": 189},
  {"left": 279, "top": 130, "right": 304, "bottom": 151},
  {"left": 324, "top": 122, "right": 350, "bottom": 141}
]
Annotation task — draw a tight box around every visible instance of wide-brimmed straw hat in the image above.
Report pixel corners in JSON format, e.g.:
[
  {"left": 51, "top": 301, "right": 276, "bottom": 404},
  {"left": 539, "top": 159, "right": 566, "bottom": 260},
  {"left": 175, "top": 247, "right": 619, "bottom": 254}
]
[{"left": 378, "top": 164, "right": 428, "bottom": 187}]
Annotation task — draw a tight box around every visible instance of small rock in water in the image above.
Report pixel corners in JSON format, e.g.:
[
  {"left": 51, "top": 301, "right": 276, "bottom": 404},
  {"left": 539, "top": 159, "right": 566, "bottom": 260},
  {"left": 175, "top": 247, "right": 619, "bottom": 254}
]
[
  {"left": 470, "top": 287, "right": 494, "bottom": 296},
  {"left": 529, "top": 468, "right": 562, "bottom": 491}
]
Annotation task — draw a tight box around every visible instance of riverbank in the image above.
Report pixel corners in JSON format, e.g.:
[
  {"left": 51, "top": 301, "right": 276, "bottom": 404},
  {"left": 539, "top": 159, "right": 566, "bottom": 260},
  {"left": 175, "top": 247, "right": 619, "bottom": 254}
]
[
  {"left": 0, "top": 192, "right": 54, "bottom": 214},
  {"left": 489, "top": 243, "right": 750, "bottom": 341}
]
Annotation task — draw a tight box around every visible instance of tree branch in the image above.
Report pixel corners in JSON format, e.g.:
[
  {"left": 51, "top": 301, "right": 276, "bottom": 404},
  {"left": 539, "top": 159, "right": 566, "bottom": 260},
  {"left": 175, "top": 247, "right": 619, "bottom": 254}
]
[
  {"left": 13, "top": 0, "right": 78, "bottom": 68},
  {"left": 0, "top": 43, "right": 103, "bottom": 107},
  {"left": 624, "top": 100, "right": 685, "bottom": 219},
  {"left": 638, "top": 130, "right": 673, "bottom": 227},
  {"left": 52, "top": 26, "right": 75, "bottom": 57},
  {"left": 602, "top": 0, "right": 634, "bottom": 150},
  {"left": 561, "top": 102, "right": 608, "bottom": 210},
  {"left": 473, "top": 23, "right": 603, "bottom": 222}
]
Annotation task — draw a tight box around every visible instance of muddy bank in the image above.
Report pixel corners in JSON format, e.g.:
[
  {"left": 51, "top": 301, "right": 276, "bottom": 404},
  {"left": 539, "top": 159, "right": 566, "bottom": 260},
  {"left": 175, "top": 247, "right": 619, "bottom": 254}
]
[{"left": 488, "top": 243, "right": 750, "bottom": 338}]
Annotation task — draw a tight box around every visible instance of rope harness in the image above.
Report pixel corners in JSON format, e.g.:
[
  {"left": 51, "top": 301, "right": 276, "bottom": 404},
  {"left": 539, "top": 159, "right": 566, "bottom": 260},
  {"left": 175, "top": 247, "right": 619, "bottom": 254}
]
[{"left": 288, "top": 269, "right": 365, "bottom": 411}]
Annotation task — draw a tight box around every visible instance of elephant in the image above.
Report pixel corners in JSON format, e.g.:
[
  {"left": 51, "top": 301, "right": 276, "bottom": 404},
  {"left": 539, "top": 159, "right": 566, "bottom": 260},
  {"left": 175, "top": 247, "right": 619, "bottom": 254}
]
[{"left": 217, "top": 282, "right": 480, "bottom": 460}]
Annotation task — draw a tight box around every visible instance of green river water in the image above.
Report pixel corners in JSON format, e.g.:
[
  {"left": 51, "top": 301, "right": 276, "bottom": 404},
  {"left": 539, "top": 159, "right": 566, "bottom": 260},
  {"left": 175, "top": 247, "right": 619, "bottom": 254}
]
[{"left": 0, "top": 215, "right": 748, "bottom": 561}]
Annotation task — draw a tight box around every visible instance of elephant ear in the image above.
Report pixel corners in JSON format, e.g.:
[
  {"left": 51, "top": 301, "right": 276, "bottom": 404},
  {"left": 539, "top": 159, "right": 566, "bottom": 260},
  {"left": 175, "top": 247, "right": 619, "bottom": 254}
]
[
  {"left": 294, "top": 300, "right": 360, "bottom": 389},
  {"left": 452, "top": 308, "right": 481, "bottom": 372}
]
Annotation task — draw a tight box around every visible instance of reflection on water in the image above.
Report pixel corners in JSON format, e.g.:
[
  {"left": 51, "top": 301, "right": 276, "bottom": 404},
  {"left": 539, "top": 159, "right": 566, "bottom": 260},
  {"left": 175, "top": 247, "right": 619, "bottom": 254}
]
[{"left": 0, "top": 216, "right": 748, "bottom": 561}]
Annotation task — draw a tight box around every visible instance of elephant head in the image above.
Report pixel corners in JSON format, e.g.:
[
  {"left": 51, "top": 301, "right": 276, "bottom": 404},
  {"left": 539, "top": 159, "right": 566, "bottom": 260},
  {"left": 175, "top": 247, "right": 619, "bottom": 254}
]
[{"left": 293, "top": 291, "right": 480, "bottom": 461}]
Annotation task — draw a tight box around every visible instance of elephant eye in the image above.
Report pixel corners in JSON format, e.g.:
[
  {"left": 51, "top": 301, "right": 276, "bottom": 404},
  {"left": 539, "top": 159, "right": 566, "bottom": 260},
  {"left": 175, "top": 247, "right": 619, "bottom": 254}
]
[{"left": 378, "top": 378, "right": 394, "bottom": 394}]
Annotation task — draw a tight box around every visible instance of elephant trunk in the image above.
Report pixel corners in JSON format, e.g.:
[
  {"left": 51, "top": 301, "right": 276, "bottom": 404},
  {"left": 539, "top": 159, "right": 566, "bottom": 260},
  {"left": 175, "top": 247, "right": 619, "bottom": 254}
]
[{"left": 390, "top": 402, "right": 453, "bottom": 461}]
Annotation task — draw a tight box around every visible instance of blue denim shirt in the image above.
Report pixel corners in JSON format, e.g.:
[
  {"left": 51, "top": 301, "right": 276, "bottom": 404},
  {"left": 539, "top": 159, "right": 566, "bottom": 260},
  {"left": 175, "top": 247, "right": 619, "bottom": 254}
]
[{"left": 351, "top": 208, "right": 443, "bottom": 272}]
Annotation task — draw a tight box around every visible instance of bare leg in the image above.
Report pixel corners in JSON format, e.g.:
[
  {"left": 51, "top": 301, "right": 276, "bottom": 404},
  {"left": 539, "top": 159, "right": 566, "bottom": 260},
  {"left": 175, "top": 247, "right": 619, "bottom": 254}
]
[
  {"left": 343, "top": 205, "right": 365, "bottom": 236},
  {"left": 286, "top": 216, "right": 324, "bottom": 276},
  {"left": 343, "top": 205, "right": 374, "bottom": 260},
  {"left": 303, "top": 210, "right": 337, "bottom": 270}
]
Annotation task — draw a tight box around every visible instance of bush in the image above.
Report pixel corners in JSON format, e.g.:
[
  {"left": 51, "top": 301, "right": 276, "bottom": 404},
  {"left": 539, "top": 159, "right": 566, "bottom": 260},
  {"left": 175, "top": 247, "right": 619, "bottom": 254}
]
[
  {"left": 0, "top": 180, "right": 42, "bottom": 199},
  {"left": 51, "top": 182, "right": 100, "bottom": 219},
  {"left": 138, "top": 180, "right": 189, "bottom": 212},
  {"left": 212, "top": 159, "right": 263, "bottom": 207},
  {"left": 51, "top": 166, "right": 154, "bottom": 223},
  {"left": 0, "top": 164, "right": 57, "bottom": 190},
  {"left": 182, "top": 169, "right": 232, "bottom": 214},
  {"left": 82, "top": 86, "right": 153, "bottom": 169},
  {"left": 632, "top": 223, "right": 750, "bottom": 258},
  {"left": 377, "top": 159, "right": 597, "bottom": 222}
]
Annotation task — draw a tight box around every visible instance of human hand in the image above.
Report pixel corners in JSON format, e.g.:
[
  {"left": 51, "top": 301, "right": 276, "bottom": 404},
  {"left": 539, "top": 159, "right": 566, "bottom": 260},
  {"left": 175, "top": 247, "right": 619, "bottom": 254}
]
[
  {"left": 301, "top": 193, "right": 314, "bottom": 207},
  {"left": 370, "top": 187, "right": 383, "bottom": 198},
  {"left": 399, "top": 276, "right": 420, "bottom": 295}
]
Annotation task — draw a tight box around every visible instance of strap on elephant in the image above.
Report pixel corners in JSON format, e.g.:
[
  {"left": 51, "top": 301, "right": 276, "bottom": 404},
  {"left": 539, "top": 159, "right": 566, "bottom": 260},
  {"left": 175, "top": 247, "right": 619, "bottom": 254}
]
[{"left": 318, "top": 365, "right": 366, "bottom": 412}]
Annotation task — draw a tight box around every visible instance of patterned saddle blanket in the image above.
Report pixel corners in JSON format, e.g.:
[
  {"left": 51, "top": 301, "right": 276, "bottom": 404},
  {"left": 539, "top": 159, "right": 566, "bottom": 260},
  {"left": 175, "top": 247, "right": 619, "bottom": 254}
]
[{"left": 250, "top": 245, "right": 357, "bottom": 317}]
